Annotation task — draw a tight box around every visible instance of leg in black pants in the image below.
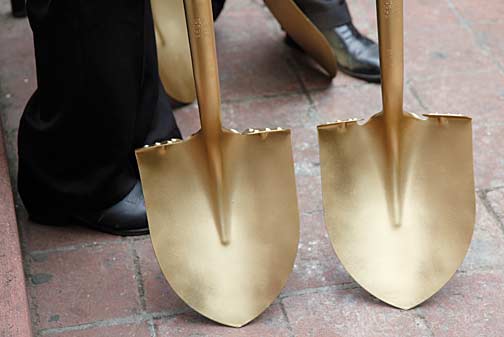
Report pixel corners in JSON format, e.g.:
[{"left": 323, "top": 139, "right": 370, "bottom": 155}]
[{"left": 18, "top": 0, "right": 180, "bottom": 235}]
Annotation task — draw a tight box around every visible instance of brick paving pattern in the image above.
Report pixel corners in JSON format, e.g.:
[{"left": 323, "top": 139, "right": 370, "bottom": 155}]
[{"left": 1, "top": 0, "right": 504, "bottom": 336}]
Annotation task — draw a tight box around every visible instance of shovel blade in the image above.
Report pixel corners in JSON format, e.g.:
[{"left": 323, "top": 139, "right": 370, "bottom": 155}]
[
  {"left": 152, "top": 0, "right": 195, "bottom": 103},
  {"left": 136, "top": 129, "right": 299, "bottom": 327},
  {"left": 318, "top": 113, "right": 475, "bottom": 309}
]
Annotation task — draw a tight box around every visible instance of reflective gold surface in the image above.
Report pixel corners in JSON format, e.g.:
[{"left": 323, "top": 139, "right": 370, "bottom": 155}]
[
  {"left": 317, "top": 0, "right": 475, "bottom": 309},
  {"left": 264, "top": 0, "right": 337, "bottom": 77},
  {"left": 136, "top": 0, "right": 299, "bottom": 327},
  {"left": 152, "top": 0, "right": 196, "bottom": 103}
]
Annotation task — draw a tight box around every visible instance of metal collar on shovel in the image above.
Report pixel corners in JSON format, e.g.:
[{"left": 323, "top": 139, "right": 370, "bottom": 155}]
[
  {"left": 136, "top": 0, "right": 300, "bottom": 327},
  {"left": 318, "top": 0, "right": 475, "bottom": 309}
]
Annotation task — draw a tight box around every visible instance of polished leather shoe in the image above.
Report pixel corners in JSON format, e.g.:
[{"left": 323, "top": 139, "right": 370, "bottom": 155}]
[
  {"left": 30, "top": 181, "right": 149, "bottom": 236},
  {"left": 287, "top": 22, "right": 380, "bottom": 83}
]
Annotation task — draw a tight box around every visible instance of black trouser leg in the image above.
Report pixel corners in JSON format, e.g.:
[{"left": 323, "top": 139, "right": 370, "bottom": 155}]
[
  {"left": 18, "top": 0, "right": 180, "bottom": 215},
  {"left": 294, "top": 0, "right": 352, "bottom": 28}
]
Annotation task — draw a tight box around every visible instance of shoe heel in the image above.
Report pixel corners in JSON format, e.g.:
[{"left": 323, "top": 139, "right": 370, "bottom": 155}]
[{"left": 29, "top": 212, "right": 71, "bottom": 227}]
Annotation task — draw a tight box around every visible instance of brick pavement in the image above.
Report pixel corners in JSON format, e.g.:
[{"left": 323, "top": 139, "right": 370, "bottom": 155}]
[{"left": 1, "top": 0, "right": 504, "bottom": 336}]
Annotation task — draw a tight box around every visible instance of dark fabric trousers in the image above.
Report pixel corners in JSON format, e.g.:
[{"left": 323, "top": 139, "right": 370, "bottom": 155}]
[
  {"left": 294, "top": 0, "right": 352, "bottom": 29},
  {"left": 18, "top": 0, "right": 181, "bottom": 215},
  {"left": 17, "top": 0, "right": 350, "bottom": 216}
]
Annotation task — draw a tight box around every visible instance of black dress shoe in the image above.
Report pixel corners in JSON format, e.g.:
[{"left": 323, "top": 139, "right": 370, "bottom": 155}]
[
  {"left": 286, "top": 22, "right": 380, "bottom": 83},
  {"left": 324, "top": 23, "right": 380, "bottom": 82},
  {"left": 30, "top": 181, "right": 149, "bottom": 236}
]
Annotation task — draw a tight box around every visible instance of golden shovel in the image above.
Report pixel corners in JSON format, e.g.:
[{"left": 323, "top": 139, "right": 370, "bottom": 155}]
[
  {"left": 152, "top": 0, "right": 196, "bottom": 103},
  {"left": 264, "top": 0, "right": 337, "bottom": 77},
  {"left": 318, "top": 0, "right": 475, "bottom": 309},
  {"left": 136, "top": 0, "right": 299, "bottom": 327}
]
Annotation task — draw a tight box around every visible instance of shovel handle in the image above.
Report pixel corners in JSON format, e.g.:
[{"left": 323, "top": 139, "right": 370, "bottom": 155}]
[
  {"left": 183, "top": 0, "right": 222, "bottom": 137},
  {"left": 377, "top": 0, "right": 403, "bottom": 122},
  {"left": 377, "top": 0, "right": 404, "bottom": 226}
]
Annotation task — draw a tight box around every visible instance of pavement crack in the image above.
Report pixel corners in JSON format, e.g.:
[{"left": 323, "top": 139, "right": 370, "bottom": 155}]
[{"left": 128, "top": 240, "right": 147, "bottom": 312}]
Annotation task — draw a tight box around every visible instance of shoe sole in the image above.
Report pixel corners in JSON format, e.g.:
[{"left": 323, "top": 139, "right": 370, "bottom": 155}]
[
  {"left": 265, "top": 0, "right": 337, "bottom": 77},
  {"left": 338, "top": 66, "right": 381, "bottom": 83},
  {"left": 30, "top": 213, "right": 149, "bottom": 237}
]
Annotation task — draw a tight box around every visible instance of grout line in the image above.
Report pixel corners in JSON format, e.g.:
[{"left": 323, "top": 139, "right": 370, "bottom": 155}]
[
  {"left": 279, "top": 281, "right": 360, "bottom": 299},
  {"left": 147, "top": 319, "right": 157, "bottom": 337},
  {"left": 28, "top": 239, "right": 125, "bottom": 257},
  {"left": 406, "top": 79, "right": 430, "bottom": 112},
  {"left": 38, "top": 315, "right": 145, "bottom": 336},
  {"left": 279, "top": 300, "right": 295, "bottom": 337},
  {"left": 477, "top": 190, "right": 504, "bottom": 236},
  {"left": 36, "top": 283, "right": 361, "bottom": 335},
  {"left": 27, "top": 235, "right": 149, "bottom": 257},
  {"left": 413, "top": 311, "right": 435, "bottom": 337},
  {"left": 291, "top": 64, "right": 316, "bottom": 106},
  {"left": 128, "top": 240, "right": 147, "bottom": 311},
  {"left": 37, "top": 309, "right": 191, "bottom": 336},
  {"left": 35, "top": 268, "right": 501, "bottom": 336},
  {"left": 220, "top": 90, "right": 305, "bottom": 105},
  {"left": 479, "top": 185, "right": 504, "bottom": 193},
  {"left": 284, "top": 56, "right": 320, "bottom": 122}
]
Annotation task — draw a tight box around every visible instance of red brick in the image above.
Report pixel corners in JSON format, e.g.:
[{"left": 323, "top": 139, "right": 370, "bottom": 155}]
[
  {"left": 311, "top": 82, "right": 425, "bottom": 124},
  {"left": 487, "top": 187, "right": 504, "bottom": 221},
  {"left": 28, "top": 243, "right": 141, "bottom": 330},
  {"left": 451, "top": 0, "right": 504, "bottom": 23},
  {"left": 154, "top": 303, "right": 291, "bottom": 336},
  {"left": 404, "top": 0, "right": 460, "bottom": 26},
  {"left": 0, "top": 127, "right": 32, "bottom": 337},
  {"left": 353, "top": 0, "right": 460, "bottom": 33},
  {"left": 291, "top": 127, "right": 320, "bottom": 177},
  {"left": 133, "top": 239, "right": 188, "bottom": 314},
  {"left": 173, "top": 103, "right": 201, "bottom": 138},
  {"left": 46, "top": 323, "right": 152, "bottom": 337},
  {"left": 404, "top": 24, "right": 494, "bottom": 80},
  {"left": 221, "top": 94, "right": 313, "bottom": 130},
  {"left": 460, "top": 195, "right": 504, "bottom": 271},
  {"left": 283, "top": 288, "right": 429, "bottom": 337},
  {"left": 283, "top": 212, "right": 352, "bottom": 294},
  {"left": 420, "top": 270, "right": 504, "bottom": 337},
  {"left": 20, "top": 208, "right": 119, "bottom": 253},
  {"left": 473, "top": 23, "right": 504, "bottom": 70},
  {"left": 410, "top": 69, "right": 504, "bottom": 128},
  {"left": 473, "top": 123, "right": 504, "bottom": 188},
  {"left": 296, "top": 175, "right": 323, "bottom": 213},
  {"left": 215, "top": 6, "right": 302, "bottom": 100},
  {"left": 175, "top": 96, "right": 313, "bottom": 142}
]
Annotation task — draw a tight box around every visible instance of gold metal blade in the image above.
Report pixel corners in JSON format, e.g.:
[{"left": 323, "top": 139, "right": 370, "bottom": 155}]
[
  {"left": 136, "top": 129, "right": 299, "bottom": 326},
  {"left": 264, "top": 0, "right": 337, "bottom": 77},
  {"left": 152, "top": 0, "right": 196, "bottom": 103},
  {"left": 318, "top": 112, "right": 475, "bottom": 309},
  {"left": 140, "top": 0, "right": 299, "bottom": 326}
]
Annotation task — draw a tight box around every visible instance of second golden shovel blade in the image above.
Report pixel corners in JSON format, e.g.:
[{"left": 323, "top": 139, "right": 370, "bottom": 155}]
[
  {"left": 136, "top": 128, "right": 299, "bottom": 327},
  {"left": 152, "top": 0, "right": 196, "bottom": 104},
  {"left": 318, "top": 112, "right": 475, "bottom": 309}
]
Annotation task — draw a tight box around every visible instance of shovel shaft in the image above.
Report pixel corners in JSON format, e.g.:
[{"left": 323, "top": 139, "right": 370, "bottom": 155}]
[
  {"left": 377, "top": 0, "right": 404, "bottom": 225},
  {"left": 184, "top": 0, "right": 229, "bottom": 244},
  {"left": 377, "top": 0, "right": 403, "bottom": 122},
  {"left": 184, "top": 0, "right": 223, "bottom": 137}
]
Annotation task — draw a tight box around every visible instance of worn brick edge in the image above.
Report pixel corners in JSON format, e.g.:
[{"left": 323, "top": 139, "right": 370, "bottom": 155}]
[{"left": 0, "top": 124, "right": 33, "bottom": 336}]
